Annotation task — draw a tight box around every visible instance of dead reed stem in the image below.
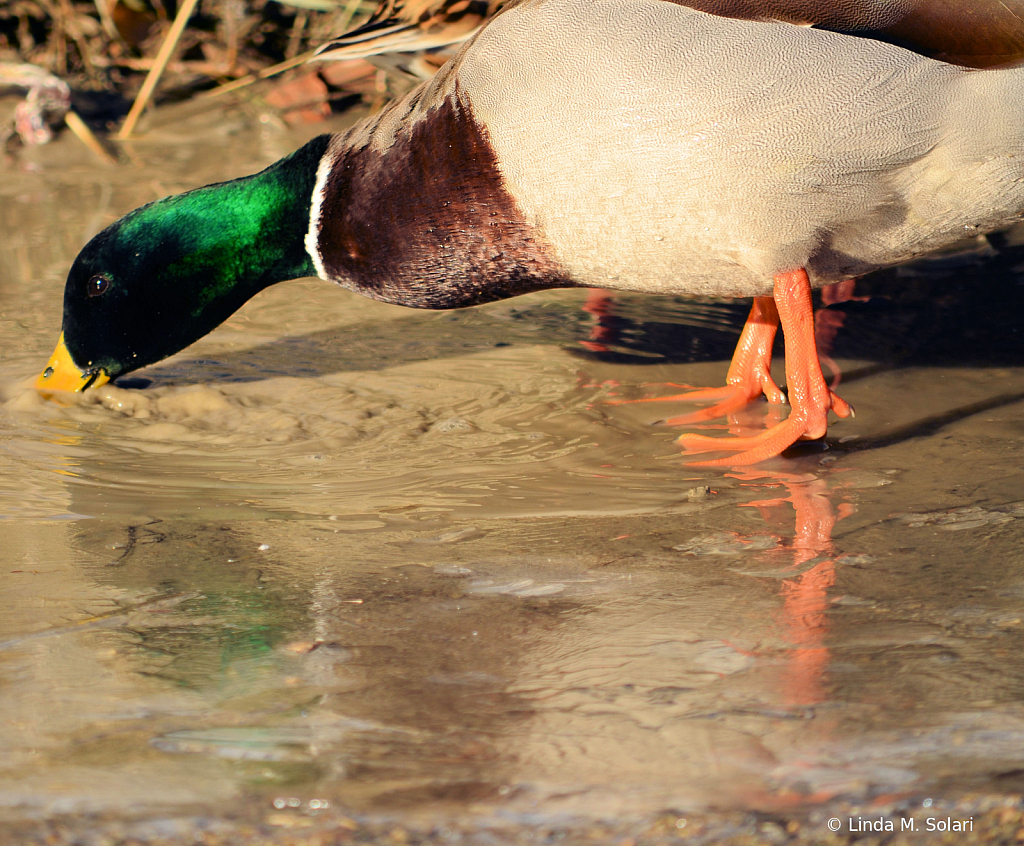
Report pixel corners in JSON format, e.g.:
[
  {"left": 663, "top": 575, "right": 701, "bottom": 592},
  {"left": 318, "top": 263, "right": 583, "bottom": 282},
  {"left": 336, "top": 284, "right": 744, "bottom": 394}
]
[
  {"left": 196, "top": 50, "right": 318, "bottom": 100},
  {"left": 64, "top": 109, "right": 118, "bottom": 164},
  {"left": 116, "top": 0, "right": 201, "bottom": 139}
]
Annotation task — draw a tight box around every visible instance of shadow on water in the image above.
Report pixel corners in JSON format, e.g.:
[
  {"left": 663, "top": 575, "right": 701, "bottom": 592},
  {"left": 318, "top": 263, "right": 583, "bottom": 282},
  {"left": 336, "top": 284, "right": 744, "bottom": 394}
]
[{"left": 120, "top": 238, "right": 1024, "bottom": 491}]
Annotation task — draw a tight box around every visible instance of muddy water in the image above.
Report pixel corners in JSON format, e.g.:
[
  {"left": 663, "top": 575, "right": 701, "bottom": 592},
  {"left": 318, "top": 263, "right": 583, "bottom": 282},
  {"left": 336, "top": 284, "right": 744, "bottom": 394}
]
[{"left": 4, "top": 96, "right": 1024, "bottom": 842}]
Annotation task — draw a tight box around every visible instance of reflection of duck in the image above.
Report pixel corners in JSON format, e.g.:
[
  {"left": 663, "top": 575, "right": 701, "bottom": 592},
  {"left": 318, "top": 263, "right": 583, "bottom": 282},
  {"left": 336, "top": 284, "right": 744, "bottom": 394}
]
[{"left": 34, "top": 0, "right": 1024, "bottom": 464}]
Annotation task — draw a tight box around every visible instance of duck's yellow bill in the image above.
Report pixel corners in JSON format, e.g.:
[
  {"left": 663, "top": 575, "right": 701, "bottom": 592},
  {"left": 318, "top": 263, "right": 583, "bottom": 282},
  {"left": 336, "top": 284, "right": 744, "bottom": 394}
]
[{"left": 34, "top": 332, "right": 110, "bottom": 393}]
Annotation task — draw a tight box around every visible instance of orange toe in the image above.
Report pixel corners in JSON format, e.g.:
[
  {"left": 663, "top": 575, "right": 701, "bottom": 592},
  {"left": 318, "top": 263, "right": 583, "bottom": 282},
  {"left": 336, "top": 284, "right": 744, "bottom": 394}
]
[
  {"left": 605, "top": 382, "right": 730, "bottom": 407},
  {"left": 608, "top": 296, "right": 785, "bottom": 422},
  {"left": 662, "top": 386, "right": 774, "bottom": 426},
  {"left": 680, "top": 415, "right": 817, "bottom": 465}
]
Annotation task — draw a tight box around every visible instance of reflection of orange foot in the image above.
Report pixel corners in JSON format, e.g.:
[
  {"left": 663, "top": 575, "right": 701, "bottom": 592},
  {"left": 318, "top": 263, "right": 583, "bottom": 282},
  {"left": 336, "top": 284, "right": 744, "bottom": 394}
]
[
  {"left": 579, "top": 290, "right": 617, "bottom": 353},
  {"left": 608, "top": 296, "right": 785, "bottom": 422},
  {"left": 679, "top": 269, "right": 853, "bottom": 466},
  {"left": 814, "top": 279, "right": 869, "bottom": 388},
  {"left": 819, "top": 278, "right": 868, "bottom": 307},
  {"left": 814, "top": 308, "right": 846, "bottom": 388}
]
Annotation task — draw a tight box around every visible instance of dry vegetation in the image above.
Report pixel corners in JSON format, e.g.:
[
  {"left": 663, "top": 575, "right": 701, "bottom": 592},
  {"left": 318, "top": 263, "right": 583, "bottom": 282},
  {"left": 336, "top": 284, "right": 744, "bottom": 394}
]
[{"left": 0, "top": 0, "right": 377, "bottom": 134}]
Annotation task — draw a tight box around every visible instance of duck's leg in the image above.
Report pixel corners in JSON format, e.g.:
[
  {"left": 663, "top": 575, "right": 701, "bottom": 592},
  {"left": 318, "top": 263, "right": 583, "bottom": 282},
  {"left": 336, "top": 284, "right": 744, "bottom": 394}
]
[
  {"left": 606, "top": 296, "right": 785, "bottom": 422},
  {"left": 678, "top": 268, "right": 853, "bottom": 465}
]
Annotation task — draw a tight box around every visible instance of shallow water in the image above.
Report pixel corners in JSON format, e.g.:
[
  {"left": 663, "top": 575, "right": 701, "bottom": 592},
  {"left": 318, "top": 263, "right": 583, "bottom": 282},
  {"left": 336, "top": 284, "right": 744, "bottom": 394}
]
[{"left": 4, "top": 97, "right": 1024, "bottom": 841}]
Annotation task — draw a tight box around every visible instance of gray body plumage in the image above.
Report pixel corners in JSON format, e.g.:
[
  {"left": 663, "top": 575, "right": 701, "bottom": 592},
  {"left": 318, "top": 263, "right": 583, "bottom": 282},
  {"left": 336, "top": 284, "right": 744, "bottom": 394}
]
[{"left": 309, "top": 0, "right": 1024, "bottom": 299}]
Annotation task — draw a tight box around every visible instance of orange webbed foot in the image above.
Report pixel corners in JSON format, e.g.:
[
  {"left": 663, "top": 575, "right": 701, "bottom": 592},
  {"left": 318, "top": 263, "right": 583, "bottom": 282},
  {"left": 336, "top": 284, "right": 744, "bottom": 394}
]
[
  {"left": 608, "top": 296, "right": 785, "bottom": 422},
  {"left": 678, "top": 400, "right": 850, "bottom": 466},
  {"left": 660, "top": 375, "right": 785, "bottom": 426},
  {"left": 678, "top": 269, "right": 853, "bottom": 466}
]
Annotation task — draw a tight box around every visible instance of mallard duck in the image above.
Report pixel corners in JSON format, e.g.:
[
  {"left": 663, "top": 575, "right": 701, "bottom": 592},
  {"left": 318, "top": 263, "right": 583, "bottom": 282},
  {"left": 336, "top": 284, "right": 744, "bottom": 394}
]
[{"left": 35, "top": 0, "right": 1024, "bottom": 464}]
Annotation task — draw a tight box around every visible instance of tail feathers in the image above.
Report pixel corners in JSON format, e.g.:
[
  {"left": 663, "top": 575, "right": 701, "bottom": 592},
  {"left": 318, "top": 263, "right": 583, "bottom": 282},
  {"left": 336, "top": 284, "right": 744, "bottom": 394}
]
[
  {"left": 312, "top": 18, "right": 479, "bottom": 61},
  {"left": 313, "top": 21, "right": 421, "bottom": 59}
]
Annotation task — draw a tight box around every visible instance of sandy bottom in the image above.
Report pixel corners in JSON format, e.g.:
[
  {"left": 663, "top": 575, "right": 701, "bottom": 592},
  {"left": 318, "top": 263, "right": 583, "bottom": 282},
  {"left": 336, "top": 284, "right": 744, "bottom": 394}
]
[{"left": 4, "top": 98, "right": 1024, "bottom": 843}]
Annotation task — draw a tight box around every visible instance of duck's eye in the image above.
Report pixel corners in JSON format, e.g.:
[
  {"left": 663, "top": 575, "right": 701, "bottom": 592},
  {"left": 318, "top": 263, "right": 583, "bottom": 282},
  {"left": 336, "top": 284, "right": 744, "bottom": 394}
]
[{"left": 87, "top": 275, "right": 110, "bottom": 298}]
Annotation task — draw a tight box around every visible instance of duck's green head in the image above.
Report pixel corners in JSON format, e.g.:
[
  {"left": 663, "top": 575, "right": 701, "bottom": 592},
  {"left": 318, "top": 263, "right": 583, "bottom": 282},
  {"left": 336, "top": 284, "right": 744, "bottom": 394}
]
[{"left": 35, "top": 135, "right": 331, "bottom": 393}]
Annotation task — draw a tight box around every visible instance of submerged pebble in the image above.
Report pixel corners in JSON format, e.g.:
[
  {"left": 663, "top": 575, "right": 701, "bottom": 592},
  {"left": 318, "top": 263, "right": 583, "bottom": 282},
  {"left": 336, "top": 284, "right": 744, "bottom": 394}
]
[{"left": 673, "top": 532, "right": 779, "bottom": 556}]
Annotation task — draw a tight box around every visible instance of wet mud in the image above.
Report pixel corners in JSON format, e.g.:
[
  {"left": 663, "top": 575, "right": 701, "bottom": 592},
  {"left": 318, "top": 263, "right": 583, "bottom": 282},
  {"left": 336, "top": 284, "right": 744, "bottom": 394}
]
[{"left": 5, "top": 98, "right": 1024, "bottom": 844}]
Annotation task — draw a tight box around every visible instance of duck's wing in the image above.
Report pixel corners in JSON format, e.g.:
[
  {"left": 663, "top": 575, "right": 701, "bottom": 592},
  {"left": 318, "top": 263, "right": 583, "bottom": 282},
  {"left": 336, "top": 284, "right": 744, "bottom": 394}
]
[
  {"left": 672, "top": 0, "right": 1024, "bottom": 68},
  {"left": 314, "top": 0, "right": 1024, "bottom": 70},
  {"left": 313, "top": 0, "right": 497, "bottom": 62}
]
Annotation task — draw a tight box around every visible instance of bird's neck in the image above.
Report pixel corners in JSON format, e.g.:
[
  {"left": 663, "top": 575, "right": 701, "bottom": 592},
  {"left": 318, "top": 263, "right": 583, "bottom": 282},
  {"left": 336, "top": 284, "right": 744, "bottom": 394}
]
[
  {"left": 229, "top": 133, "right": 333, "bottom": 290},
  {"left": 136, "top": 134, "right": 333, "bottom": 307}
]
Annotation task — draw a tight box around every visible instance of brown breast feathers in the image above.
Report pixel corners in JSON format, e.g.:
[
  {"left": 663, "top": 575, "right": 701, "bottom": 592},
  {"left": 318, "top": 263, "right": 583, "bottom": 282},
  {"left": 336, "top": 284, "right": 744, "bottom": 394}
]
[{"left": 314, "top": 93, "right": 573, "bottom": 309}]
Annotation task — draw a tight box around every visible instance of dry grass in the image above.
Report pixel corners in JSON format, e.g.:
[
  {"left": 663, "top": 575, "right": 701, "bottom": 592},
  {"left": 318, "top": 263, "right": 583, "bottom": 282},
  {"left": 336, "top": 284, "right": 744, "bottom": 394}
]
[{"left": 0, "top": 0, "right": 375, "bottom": 107}]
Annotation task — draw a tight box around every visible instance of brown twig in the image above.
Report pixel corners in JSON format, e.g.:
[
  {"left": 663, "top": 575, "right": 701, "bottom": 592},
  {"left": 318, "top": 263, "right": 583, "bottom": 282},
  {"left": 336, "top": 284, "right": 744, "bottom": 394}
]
[
  {"left": 117, "top": 0, "right": 201, "bottom": 139},
  {"left": 92, "top": 55, "right": 246, "bottom": 76},
  {"left": 286, "top": 7, "right": 309, "bottom": 59},
  {"left": 91, "top": 0, "right": 120, "bottom": 42},
  {"left": 195, "top": 49, "right": 318, "bottom": 100},
  {"left": 58, "top": 0, "right": 99, "bottom": 80},
  {"left": 221, "top": 0, "right": 241, "bottom": 71},
  {"left": 64, "top": 109, "right": 118, "bottom": 164},
  {"left": 335, "top": 0, "right": 367, "bottom": 38}
]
